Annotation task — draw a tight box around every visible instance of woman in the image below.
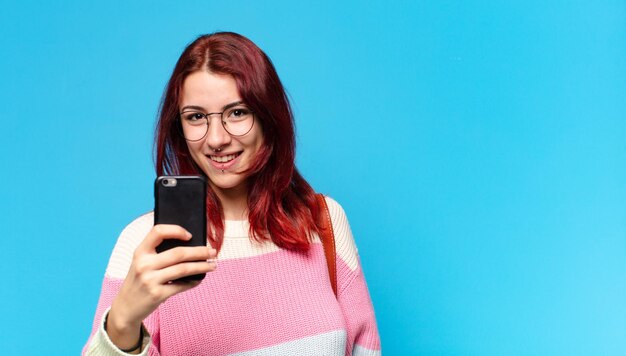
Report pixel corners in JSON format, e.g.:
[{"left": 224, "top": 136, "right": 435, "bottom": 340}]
[{"left": 83, "top": 32, "right": 381, "bottom": 355}]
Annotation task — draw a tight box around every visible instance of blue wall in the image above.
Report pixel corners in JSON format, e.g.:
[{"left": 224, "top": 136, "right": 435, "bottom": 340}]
[{"left": 0, "top": 1, "right": 624, "bottom": 354}]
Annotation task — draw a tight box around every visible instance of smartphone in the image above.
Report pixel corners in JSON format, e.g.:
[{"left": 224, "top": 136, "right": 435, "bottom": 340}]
[{"left": 154, "top": 175, "right": 207, "bottom": 281}]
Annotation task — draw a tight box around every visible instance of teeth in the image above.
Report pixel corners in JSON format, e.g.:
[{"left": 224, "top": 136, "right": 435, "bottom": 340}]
[{"left": 210, "top": 153, "right": 239, "bottom": 163}]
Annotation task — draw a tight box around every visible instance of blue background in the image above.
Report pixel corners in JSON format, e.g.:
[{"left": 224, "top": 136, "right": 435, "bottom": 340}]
[{"left": 1, "top": 1, "right": 624, "bottom": 355}]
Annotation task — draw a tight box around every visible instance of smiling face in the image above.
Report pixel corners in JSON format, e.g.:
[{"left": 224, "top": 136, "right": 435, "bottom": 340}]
[{"left": 180, "top": 71, "right": 264, "bottom": 198}]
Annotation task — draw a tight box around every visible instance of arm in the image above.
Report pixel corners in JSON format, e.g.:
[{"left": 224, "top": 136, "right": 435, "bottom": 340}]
[
  {"left": 326, "top": 198, "right": 382, "bottom": 356},
  {"left": 83, "top": 213, "right": 217, "bottom": 355},
  {"left": 83, "top": 214, "right": 154, "bottom": 355}
]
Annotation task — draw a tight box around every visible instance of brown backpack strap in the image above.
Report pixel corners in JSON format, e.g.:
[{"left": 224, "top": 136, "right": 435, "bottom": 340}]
[{"left": 316, "top": 194, "right": 338, "bottom": 297}]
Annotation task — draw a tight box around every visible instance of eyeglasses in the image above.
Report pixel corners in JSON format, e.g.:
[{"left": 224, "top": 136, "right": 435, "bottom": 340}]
[{"left": 179, "top": 105, "right": 255, "bottom": 141}]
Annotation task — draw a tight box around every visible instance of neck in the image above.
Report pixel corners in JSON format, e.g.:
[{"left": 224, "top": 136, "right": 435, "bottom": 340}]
[{"left": 212, "top": 183, "right": 249, "bottom": 221}]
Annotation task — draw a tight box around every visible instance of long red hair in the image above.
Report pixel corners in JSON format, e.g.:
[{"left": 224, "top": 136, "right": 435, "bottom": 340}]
[{"left": 155, "top": 32, "right": 320, "bottom": 252}]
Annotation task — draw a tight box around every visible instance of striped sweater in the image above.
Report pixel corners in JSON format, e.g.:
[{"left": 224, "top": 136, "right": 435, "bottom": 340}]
[{"left": 83, "top": 197, "right": 381, "bottom": 355}]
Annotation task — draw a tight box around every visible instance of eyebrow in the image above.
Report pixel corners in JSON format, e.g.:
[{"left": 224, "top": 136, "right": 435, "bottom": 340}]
[{"left": 180, "top": 101, "right": 244, "bottom": 113}]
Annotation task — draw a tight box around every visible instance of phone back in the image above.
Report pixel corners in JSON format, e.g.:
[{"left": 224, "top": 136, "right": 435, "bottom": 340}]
[{"left": 154, "top": 175, "right": 207, "bottom": 256}]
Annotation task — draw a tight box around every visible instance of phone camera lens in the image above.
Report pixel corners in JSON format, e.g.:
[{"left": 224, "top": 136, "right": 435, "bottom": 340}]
[{"left": 163, "top": 179, "right": 169, "bottom": 185}]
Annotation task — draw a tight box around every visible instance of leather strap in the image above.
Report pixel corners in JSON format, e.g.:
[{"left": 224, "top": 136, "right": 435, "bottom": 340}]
[{"left": 316, "top": 194, "right": 337, "bottom": 297}]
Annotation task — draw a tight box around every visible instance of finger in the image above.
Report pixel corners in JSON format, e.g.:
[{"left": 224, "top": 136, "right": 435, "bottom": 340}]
[
  {"left": 156, "top": 260, "right": 217, "bottom": 284},
  {"left": 137, "top": 224, "right": 192, "bottom": 253},
  {"left": 151, "top": 246, "right": 216, "bottom": 270}
]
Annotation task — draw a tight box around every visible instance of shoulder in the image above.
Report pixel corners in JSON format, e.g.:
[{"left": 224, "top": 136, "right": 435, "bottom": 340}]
[
  {"left": 323, "top": 196, "right": 360, "bottom": 272},
  {"left": 105, "top": 212, "right": 154, "bottom": 279}
]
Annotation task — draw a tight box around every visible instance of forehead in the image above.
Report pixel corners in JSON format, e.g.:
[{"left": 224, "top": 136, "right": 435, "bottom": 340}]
[{"left": 180, "top": 71, "right": 241, "bottom": 109}]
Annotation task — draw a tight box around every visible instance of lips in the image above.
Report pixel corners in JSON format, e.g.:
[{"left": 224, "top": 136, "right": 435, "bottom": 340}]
[
  {"left": 207, "top": 151, "right": 242, "bottom": 171},
  {"left": 209, "top": 152, "right": 241, "bottom": 163}
]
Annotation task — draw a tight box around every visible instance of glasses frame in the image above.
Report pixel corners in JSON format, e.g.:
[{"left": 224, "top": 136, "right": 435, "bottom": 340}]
[{"left": 178, "top": 108, "right": 255, "bottom": 142}]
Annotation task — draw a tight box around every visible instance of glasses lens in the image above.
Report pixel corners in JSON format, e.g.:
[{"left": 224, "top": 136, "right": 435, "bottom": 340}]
[
  {"left": 180, "top": 112, "right": 208, "bottom": 141},
  {"left": 223, "top": 106, "right": 254, "bottom": 136}
]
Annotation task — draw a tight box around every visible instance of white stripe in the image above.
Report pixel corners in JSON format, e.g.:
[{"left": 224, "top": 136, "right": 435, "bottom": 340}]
[
  {"left": 229, "top": 330, "right": 347, "bottom": 356},
  {"left": 104, "top": 197, "right": 360, "bottom": 279},
  {"left": 218, "top": 234, "right": 282, "bottom": 260},
  {"left": 325, "top": 197, "right": 360, "bottom": 272},
  {"left": 104, "top": 212, "right": 288, "bottom": 279},
  {"left": 220, "top": 219, "right": 331, "bottom": 260},
  {"left": 105, "top": 212, "right": 152, "bottom": 279},
  {"left": 353, "top": 344, "right": 382, "bottom": 356}
]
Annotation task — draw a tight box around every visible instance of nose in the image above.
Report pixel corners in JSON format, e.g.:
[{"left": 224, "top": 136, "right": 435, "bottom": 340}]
[{"left": 204, "top": 114, "right": 231, "bottom": 151}]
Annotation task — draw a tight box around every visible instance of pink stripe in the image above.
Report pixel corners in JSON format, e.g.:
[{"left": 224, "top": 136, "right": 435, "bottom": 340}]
[
  {"left": 82, "top": 278, "right": 123, "bottom": 355},
  {"left": 337, "top": 259, "right": 381, "bottom": 351},
  {"left": 157, "top": 245, "right": 346, "bottom": 354},
  {"left": 83, "top": 278, "right": 162, "bottom": 355},
  {"left": 84, "top": 244, "right": 380, "bottom": 355}
]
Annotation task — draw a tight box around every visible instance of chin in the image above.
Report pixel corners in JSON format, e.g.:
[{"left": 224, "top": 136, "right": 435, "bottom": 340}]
[{"left": 207, "top": 174, "right": 246, "bottom": 192}]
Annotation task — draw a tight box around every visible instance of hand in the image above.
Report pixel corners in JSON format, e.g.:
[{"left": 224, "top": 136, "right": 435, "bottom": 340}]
[{"left": 106, "top": 224, "right": 217, "bottom": 350}]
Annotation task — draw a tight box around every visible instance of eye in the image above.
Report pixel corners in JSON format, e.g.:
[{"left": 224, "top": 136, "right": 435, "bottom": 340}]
[
  {"left": 227, "top": 107, "right": 252, "bottom": 120},
  {"left": 183, "top": 112, "right": 205, "bottom": 122}
]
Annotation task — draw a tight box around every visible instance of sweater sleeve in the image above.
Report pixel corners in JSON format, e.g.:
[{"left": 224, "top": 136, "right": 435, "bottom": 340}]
[
  {"left": 325, "top": 197, "right": 382, "bottom": 356},
  {"left": 82, "top": 213, "right": 161, "bottom": 356}
]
